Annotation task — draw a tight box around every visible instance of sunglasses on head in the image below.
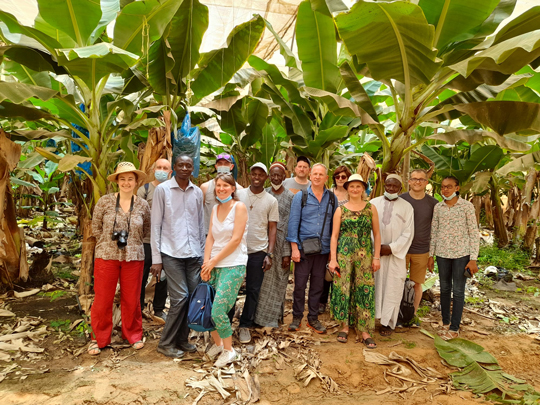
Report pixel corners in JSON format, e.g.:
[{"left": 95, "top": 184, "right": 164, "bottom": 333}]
[{"left": 216, "top": 153, "right": 231, "bottom": 161}]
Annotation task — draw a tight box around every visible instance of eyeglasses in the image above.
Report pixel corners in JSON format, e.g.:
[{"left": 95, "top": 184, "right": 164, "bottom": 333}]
[
  {"left": 335, "top": 174, "right": 348, "bottom": 180},
  {"left": 409, "top": 178, "right": 427, "bottom": 183},
  {"left": 441, "top": 185, "right": 456, "bottom": 190}
]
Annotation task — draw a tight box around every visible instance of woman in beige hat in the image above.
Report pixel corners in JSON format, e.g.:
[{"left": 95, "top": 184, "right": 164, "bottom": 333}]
[
  {"left": 328, "top": 174, "right": 381, "bottom": 348},
  {"left": 89, "top": 162, "right": 151, "bottom": 355}
]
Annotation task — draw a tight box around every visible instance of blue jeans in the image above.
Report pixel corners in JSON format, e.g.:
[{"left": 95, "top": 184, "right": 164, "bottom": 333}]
[
  {"left": 159, "top": 254, "right": 201, "bottom": 348},
  {"left": 437, "top": 255, "right": 469, "bottom": 332}
]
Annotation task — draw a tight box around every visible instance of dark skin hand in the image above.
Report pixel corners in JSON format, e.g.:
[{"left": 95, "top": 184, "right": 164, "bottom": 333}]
[
  {"left": 150, "top": 156, "right": 194, "bottom": 280},
  {"left": 381, "top": 244, "right": 392, "bottom": 256},
  {"left": 282, "top": 256, "right": 291, "bottom": 269},
  {"left": 263, "top": 221, "right": 277, "bottom": 271}
]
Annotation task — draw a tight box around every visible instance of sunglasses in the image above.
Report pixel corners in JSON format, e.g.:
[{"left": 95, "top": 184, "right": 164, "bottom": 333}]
[
  {"left": 216, "top": 153, "right": 232, "bottom": 161},
  {"left": 334, "top": 174, "right": 348, "bottom": 180}
]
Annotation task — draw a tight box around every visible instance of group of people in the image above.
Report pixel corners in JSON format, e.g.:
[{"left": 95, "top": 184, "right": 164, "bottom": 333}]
[{"left": 89, "top": 153, "right": 480, "bottom": 366}]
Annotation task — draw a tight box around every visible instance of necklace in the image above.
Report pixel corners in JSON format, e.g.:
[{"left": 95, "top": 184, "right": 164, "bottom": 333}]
[{"left": 248, "top": 190, "right": 264, "bottom": 210}]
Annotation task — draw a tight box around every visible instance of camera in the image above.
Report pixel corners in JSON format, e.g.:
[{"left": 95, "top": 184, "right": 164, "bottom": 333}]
[{"left": 112, "top": 230, "right": 129, "bottom": 249}]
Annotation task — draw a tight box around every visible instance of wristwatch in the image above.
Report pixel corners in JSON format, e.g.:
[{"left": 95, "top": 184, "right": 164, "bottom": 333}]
[{"left": 266, "top": 252, "right": 274, "bottom": 259}]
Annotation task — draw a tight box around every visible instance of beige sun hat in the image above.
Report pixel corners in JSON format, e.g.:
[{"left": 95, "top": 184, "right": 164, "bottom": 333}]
[
  {"left": 344, "top": 174, "right": 368, "bottom": 190},
  {"left": 107, "top": 161, "right": 147, "bottom": 183}
]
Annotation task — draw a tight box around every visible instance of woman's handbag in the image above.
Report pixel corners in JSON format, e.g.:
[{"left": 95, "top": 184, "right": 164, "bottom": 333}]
[
  {"left": 298, "top": 190, "right": 335, "bottom": 255},
  {"left": 187, "top": 283, "right": 216, "bottom": 332}
]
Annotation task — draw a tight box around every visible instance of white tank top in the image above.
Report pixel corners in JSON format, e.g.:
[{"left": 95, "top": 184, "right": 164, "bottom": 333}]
[{"left": 210, "top": 202, "right": 248, "bottom": 268}]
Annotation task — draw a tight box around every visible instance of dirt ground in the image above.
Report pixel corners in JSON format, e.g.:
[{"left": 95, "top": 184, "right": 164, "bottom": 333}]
[{"left": 2, "top": 279, "right": 540, "bottom": 405}]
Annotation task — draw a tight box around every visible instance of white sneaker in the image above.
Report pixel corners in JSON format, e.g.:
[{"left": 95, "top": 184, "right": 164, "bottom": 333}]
[
  {"left": 206, "top": 344, "right": 223, "bottom": 360},
  {"left": 214, "top": 348, "right": 238, "bottom": 368}
]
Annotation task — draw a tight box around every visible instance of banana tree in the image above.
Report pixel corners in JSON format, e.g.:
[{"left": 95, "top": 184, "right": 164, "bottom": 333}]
[
  {"left": 142, "top": 0, "right": 265, "bottom": 124},
  {"left": 295, "top": 0, "right": 540, "bottom": 194},
  {"left": 243, "top": 12, "right": 363, "bottom": 171},
  {"left": 0, "top": 0, "right": 184, "bottom": 291}
]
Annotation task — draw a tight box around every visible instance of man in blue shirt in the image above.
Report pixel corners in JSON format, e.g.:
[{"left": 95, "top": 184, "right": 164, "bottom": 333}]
[
  {"left": 150, "top": 155, "right": 205, "bottom": 358},
  {"left": 287, "top": 163, "right": 338, "bottom": 333}
]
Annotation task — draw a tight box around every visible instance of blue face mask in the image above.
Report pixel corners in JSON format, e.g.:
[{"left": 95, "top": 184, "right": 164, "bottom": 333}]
[
  {"left": 216, "top": 195, "right": 232, "bottom": 203},
  {"left": 442, "top": 192, "right": 457, "bottom": 201},
  {"left": 154, "top": 170, "right": 169, "bottom": 182}
]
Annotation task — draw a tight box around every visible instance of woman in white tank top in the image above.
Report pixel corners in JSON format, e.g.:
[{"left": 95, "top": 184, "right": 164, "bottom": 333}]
[{"left": 201, "top": 174, "right": 248, "bottom": 368}]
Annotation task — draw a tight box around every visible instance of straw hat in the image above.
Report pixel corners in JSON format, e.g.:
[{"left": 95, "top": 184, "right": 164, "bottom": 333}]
[
  {"left": 344, "top": 174, "right": 368, "bottom": 190},
  {"left": 107, "top": 162, "right": 147, "bottom": 183}
]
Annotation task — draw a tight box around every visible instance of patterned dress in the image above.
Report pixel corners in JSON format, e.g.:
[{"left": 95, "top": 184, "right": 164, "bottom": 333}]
[
  {"left": 254, "top": 187, "right": 294, "bottom": 327},
  {"left": 330, "top": 204, "right": 375, "bottom": 334}
]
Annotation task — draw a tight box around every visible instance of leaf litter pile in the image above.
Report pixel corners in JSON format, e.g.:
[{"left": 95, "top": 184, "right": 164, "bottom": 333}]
[{"left": 183, "top": 329, "right": 339, "bottom": 404}]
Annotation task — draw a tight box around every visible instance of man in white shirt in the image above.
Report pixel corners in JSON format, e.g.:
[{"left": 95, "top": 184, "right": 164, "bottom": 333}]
[
  {"left": 283, "top": 156, "right": 311, "bottom": 194},
  {"left": 370, "top": 174, "right": 414, "bottom": 337},
  {"left": 236, "top": 162, "right": 279, "bottom": 344}
]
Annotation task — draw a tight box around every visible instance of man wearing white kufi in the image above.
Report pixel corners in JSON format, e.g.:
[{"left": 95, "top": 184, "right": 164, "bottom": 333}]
[{"left": 370, "top": 174, "right": 414, "bottom": 336}]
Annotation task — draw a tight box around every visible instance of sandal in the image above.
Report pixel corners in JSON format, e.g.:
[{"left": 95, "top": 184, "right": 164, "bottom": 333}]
[
  {"left": 88, "top": 341, "right": 100, "bottom": 356},
  {"left": 379, "top": 325, "right": 393, "bottom": 337},
  {"left": 337, "top": 331, "right": 348, "bottom": 343},
  {"left": 362, "top": 337, "right": 377, "bottom": 349},
  {"left": 439, "top": 330, "right": 459, "bottom": 341},
  {"left": 132, "top": 340, "right": 144, "bottom": 350}
]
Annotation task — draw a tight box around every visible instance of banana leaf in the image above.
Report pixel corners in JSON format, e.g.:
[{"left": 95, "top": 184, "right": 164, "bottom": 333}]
[
  {"left": 190, "top": 16, "right": 265, "bottom": 104},
  {"left": 433, "top": 335, "right": 525, "bottom": 398},
  {"left": 36, "top": 0, "right": 102, "bottom": 46},
  {"left": 296, "top": 0, "right": 341, "bottom": 93},
  {"left": 335, "top": 1, "right": 441, "bottom": 86},
  {"left": 418, "top": 0, "right": 499, "bottom": 52}
]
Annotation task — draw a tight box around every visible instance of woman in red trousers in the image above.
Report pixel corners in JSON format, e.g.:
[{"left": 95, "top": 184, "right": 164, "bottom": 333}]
[{"left": 89, "top": 162, "right": 151, "bottom": 355}]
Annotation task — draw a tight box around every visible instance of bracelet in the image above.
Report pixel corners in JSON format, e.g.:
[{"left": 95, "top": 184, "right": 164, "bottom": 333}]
[{"left": 373, "top": 257, "right": 380, "bottom": 260}]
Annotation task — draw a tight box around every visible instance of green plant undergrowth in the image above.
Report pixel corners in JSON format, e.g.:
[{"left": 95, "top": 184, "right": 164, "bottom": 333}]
[{"left": 477, "top": 245, "right": 530, "bottom": 272}]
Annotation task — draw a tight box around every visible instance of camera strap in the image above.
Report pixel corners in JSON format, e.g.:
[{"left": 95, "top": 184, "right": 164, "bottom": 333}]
[{"left": 112, "top": 194, "right": 135, "bottom": 236}]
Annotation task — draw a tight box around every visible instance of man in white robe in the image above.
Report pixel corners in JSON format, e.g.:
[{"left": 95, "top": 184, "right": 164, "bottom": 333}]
[{"left": 370, "top": 174, "right": 414, "bottom": 335}]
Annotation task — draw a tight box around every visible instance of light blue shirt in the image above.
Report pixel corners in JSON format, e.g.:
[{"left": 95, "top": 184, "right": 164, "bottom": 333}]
[
  {"left": 286, "top": 186, "right": 337, "bottom": 255},
  {"left": 151, "top": 178, "right": 205, "bottom": 263}
]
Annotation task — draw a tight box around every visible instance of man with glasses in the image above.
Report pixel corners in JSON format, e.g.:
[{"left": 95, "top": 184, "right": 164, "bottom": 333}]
[
  {"left": 400, "top": 169, "right": 438, "bottom": 324},
  {"left": 200, "top": 153, "right": 243, "bottom": 234}
]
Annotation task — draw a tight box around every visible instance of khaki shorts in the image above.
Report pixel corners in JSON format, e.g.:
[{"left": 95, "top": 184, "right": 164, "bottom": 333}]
[{"left": 406, "top": 253, "right": 430, "bottom": 285}]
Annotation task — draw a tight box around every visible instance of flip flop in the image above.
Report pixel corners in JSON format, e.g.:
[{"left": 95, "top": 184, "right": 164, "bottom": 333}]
[
  {"left": 379, "top": 325, "right": 393, "bottom": 337},
  {"left": 132, "top": 340, "right": 144, "bottom": 350},
  {"left": 439, "top": 330, "right": 459, "bottom": 341},
  {"left": 88, "top": 341, "right": 100, "bottom": 356},
  {"left": 362, "top": 337, "right": 377, "bottom": 349},
  {"left": 337, "top": 331, "right": 348, "bottom": 343}
]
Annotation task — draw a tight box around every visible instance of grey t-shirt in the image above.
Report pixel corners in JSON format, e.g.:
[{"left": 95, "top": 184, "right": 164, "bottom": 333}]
[
  {"left": 399, "top": 192, "right": 439, "bottom": 254},
  {"left": 237, "top": 188, "right": 279, "bottom": 254},
  {"left": 137, "top": 182, "right": 157, "bottom": 244},
  {"left": 283, "top": 177, "right": 311, "bottom": 195}
]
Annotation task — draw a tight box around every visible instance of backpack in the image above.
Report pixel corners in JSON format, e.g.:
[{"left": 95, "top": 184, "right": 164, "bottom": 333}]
[
  {"left": 187, "top": 283, "right": 216, "bottom": 332},
  {"left": 397, "top": 279, "right": 416, "bottom": 326}
]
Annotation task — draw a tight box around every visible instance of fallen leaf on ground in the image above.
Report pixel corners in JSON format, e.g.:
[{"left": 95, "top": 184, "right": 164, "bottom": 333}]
[{"left": 14, "top": 289, "right": 41, "bottom": 298}]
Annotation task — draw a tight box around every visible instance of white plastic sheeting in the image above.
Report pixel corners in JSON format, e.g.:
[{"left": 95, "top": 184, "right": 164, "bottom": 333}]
[{"left": 0, "top": 0, "right": 537, "bottom": 67}]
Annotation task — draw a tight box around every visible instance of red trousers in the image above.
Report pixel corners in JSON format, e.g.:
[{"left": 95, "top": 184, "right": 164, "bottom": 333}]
[{"left": 91, "top": 258, "right": 144, "bottom": 348}]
